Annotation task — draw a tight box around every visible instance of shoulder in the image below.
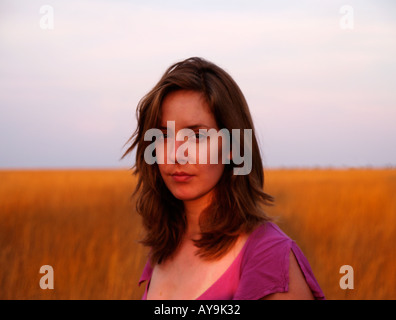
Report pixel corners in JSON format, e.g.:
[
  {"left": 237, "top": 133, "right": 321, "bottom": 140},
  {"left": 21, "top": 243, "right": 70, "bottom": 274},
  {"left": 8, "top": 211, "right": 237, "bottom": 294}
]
[
  {"left": 233, "top": 222, "right": 292, "bottom": 299},
  {"left": 248, "top": 221, "right": 290, "bottom": 242},
  {"left": 242, "top": 222, "right": 292, "bottom": 263},
  {"left": 262, "top": 250, "right": 314, "bottom": 300},
  {"left": 234, "top": 222, "right": 325, "bottom": 300},
  {"left": 245, "top": 221, "right": 293, "bottom": 265}
]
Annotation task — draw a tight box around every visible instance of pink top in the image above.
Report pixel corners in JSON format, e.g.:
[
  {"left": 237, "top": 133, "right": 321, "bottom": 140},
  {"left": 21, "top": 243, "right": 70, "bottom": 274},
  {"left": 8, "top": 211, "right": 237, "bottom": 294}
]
[{"left": 138, "top": 222, "right": 325, "bottom": 300}]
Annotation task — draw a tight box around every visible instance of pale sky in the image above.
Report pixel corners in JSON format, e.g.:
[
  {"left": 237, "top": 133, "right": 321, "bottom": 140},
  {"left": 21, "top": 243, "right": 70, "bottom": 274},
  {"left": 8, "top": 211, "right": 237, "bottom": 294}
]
[{"left": 1, "top": 0, "right": 395, "bottom": 169}]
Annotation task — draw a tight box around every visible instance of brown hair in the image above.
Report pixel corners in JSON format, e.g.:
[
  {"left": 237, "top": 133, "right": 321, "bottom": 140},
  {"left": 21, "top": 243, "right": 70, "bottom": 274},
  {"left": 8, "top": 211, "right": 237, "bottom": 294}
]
[{"left": 122, "top": 57, "right": 273, "bottom": 264}]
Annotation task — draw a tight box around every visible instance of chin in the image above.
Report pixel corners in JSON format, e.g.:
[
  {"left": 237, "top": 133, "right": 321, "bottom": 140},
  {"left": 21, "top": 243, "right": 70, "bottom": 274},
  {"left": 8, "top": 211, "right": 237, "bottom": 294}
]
[
  {"left": 171, "top": 191, "right": 200, "bottom": 201},
  {"left": 169, "top": 187, "right": 214, "bottom": 203}
]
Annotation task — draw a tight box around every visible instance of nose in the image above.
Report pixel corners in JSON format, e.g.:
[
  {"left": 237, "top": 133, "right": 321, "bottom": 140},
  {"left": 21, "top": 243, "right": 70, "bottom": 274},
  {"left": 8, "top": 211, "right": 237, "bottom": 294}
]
[
  {"left": 165, "top": 137, "right": 196, "bottom": 165},
  {"left": 174, "top": 139, "right": 188, "bottom": 164}
]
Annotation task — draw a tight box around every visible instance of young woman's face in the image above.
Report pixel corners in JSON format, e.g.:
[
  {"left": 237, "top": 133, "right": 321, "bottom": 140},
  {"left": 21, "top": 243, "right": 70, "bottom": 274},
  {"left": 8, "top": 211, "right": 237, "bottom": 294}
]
[{"left": 157, "top": 90, "right": 225, "bottom": 204}]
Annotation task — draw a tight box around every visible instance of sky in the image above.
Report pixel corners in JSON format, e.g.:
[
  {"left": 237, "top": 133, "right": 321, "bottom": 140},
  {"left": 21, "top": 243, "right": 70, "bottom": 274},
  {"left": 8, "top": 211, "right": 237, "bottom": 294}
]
[{"left": 0, "top": 0, "right": 395, "bottom": 169}]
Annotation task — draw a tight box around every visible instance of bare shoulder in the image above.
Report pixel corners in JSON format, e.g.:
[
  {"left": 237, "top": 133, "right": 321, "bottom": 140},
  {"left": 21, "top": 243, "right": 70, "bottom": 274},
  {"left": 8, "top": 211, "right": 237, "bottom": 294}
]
[{"left": 262, "top": 251, "right": 314, "bottom": 300}]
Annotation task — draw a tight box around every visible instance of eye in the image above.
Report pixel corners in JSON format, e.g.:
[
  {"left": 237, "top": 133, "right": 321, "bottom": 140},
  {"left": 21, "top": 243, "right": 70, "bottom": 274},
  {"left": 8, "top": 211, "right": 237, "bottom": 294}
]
[{"left": 194, "top": 132, "right": 208, "bottom": 141}]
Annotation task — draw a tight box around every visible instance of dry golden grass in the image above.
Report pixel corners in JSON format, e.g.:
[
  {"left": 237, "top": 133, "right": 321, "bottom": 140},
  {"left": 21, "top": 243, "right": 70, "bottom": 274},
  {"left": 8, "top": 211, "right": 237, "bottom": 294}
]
[
  {"left": 0, "top": 168, "right": 395, "bottom": 299},
  {"left": 0, "top": 169, "right": 147, "bottom": 300}
]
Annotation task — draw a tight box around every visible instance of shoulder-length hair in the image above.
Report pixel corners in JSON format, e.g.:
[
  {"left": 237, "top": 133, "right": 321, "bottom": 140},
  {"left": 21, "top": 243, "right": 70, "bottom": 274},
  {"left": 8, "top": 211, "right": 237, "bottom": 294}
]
[{"left": 122, "top": 57, "right": 273, "bottom": 265}]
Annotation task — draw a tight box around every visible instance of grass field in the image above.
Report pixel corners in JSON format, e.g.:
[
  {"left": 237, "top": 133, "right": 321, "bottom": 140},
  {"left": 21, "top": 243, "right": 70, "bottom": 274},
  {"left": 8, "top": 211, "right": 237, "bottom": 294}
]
[{"left": 0, "top": 168, "right": 395, "bottom": 299}]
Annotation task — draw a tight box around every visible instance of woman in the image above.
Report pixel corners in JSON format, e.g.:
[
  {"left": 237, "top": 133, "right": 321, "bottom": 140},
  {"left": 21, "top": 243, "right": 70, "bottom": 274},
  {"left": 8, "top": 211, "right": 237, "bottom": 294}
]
[{"left": 123, "top": 57, "right": 325, "bottom": 300}]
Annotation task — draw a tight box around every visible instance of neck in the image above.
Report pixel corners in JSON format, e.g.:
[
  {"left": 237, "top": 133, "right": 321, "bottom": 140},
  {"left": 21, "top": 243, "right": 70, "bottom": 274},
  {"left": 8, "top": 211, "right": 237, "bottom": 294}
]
[{"left": 183, "top": 192, "right": 212, "bottom": 239}]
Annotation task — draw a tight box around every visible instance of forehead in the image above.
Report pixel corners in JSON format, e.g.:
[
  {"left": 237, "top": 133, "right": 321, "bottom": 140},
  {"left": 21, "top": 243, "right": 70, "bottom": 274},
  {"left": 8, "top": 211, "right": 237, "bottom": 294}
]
[{"left": 160, "top": 90, "right": 217, "bottom": 128}]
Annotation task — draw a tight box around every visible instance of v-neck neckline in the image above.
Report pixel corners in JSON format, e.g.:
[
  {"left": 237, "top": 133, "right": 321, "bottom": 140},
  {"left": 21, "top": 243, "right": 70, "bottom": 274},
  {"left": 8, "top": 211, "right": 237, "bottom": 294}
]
[
  {"left": 143, "top": 226, "right": 259, "bottom": 300},
  {"left": 194, "top": 232, "right": 253, "bottom": 299}
]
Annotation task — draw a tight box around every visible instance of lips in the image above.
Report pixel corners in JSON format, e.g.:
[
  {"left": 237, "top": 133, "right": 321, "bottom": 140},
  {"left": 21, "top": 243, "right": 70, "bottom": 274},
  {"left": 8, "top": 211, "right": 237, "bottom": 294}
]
[{"left": 171, "top": 171, "right": 194, "bottom": 182}]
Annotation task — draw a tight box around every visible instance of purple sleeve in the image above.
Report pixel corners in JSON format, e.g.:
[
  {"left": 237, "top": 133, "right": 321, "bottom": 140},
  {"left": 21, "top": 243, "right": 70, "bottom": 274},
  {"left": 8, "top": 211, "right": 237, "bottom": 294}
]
[
  {"left": 233, "top": 223, "right": 325, "bottom": 300},
  {"left": 290, "top": 242, "right": 325, "bottom": 300},
  {"left": 138, "top": 259, "right": 153, "bottom": 300}
]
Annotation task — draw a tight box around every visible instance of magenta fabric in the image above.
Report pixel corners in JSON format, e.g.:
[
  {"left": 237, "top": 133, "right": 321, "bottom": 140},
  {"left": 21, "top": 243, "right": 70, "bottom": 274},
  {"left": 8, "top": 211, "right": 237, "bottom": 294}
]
[{"left": 138, "top": 222, "right": 325, "bottom": 300}]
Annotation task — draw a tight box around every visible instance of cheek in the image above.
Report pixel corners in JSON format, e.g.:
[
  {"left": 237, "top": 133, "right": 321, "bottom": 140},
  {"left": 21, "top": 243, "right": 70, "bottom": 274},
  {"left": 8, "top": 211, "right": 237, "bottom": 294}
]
[
  {"left": 196, "top": 138, "right": 226, "bottom": 165},
  {"left": 157, "top": 163, "right": 168, "bottom": 180},
  {"left": 201, "top": 163, "right": 225, "bottom": 186},
  {"left": 155, "top": 140, "right": 166, "bottom": 164}
]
